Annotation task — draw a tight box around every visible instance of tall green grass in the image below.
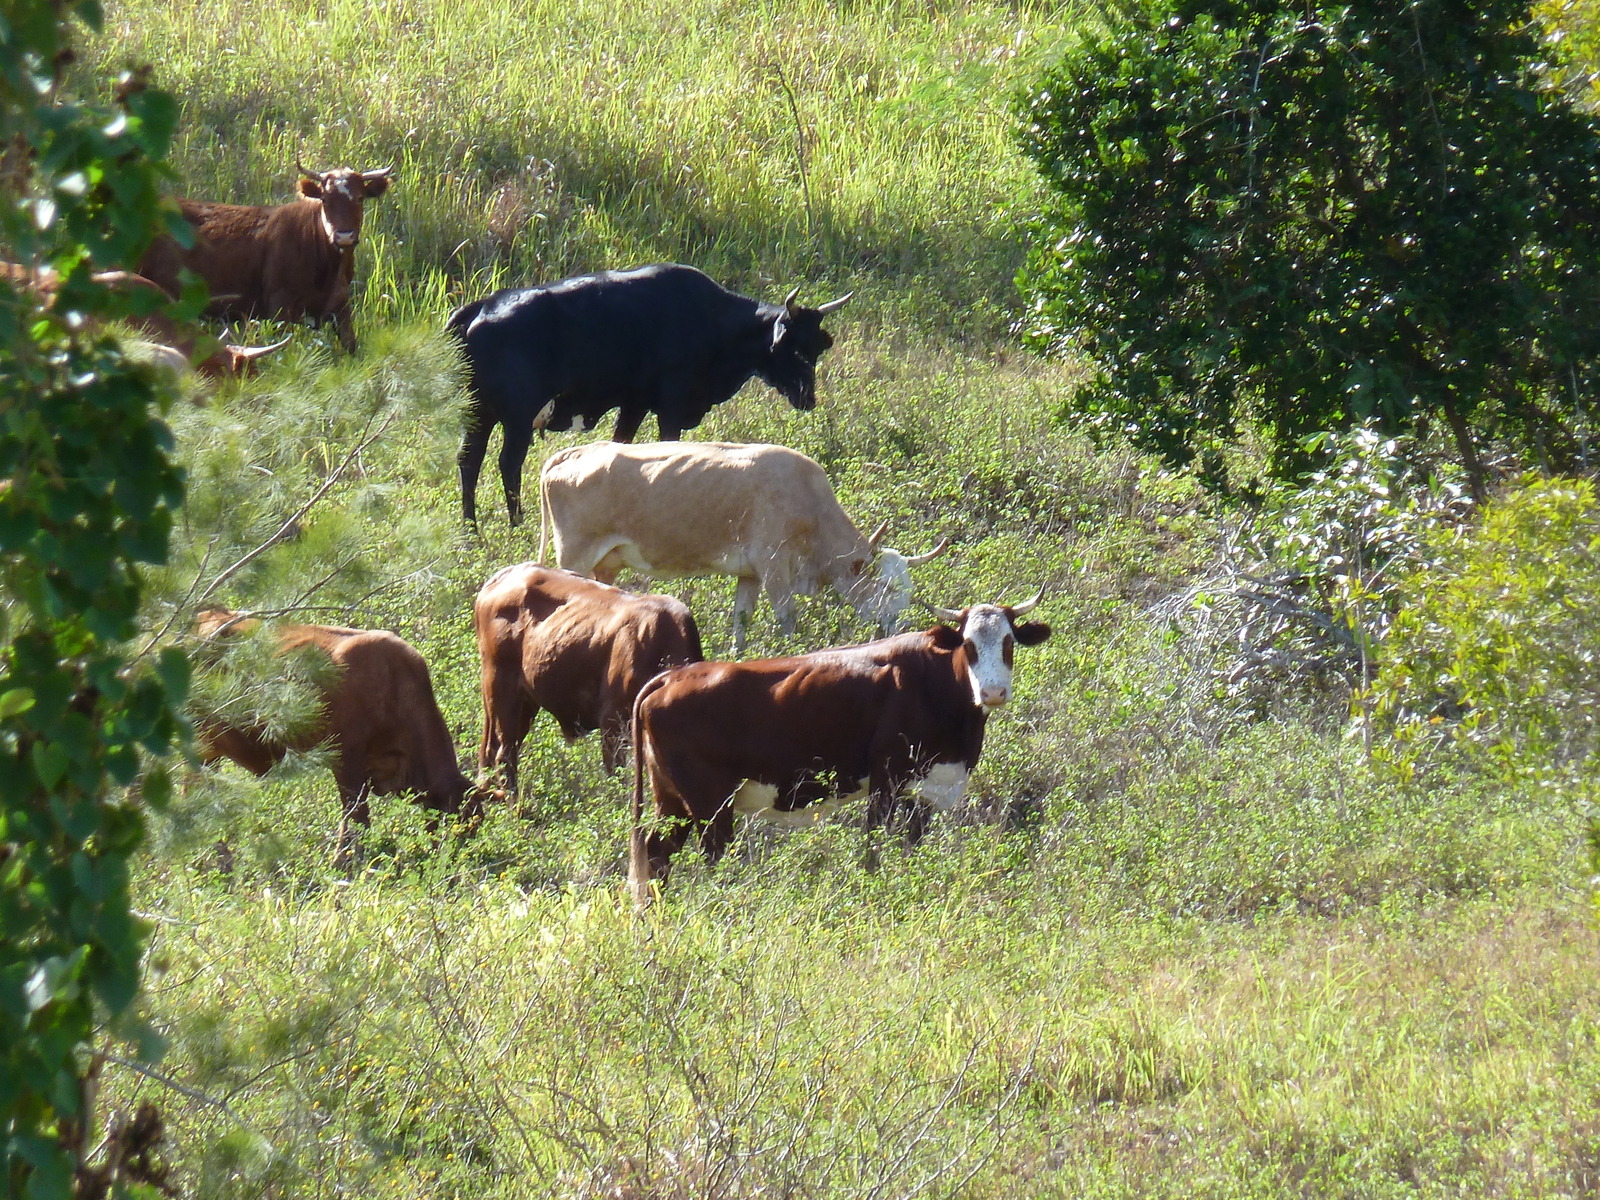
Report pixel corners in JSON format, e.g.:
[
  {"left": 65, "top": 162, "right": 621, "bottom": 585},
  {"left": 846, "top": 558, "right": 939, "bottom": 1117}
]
[{"left": 86, "top": 0, "right": 1081, "bottom": 335}]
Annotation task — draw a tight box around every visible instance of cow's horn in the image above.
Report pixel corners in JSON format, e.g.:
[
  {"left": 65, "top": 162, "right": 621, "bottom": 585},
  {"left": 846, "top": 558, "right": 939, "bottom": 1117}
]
[
  {"left": 928, "top": 600, "right": 965, "bottom": 622},
  {"left": 866, "top": 519, "right": 889, "bottom": 549},
  {"left": 229, "top": 334, "right": 292, "bottom": 360},
  {"left": 904, "top": 537, "right": 950, "bottom": 567},
  {"left": 782, "top": 285, "right": 801, "bottom": 315},
  {"left": 1010, "top": 587, "right": 1046, "bottom": 616},
  {"left": 815, "top": 290, "right": 853, "bottom": 316},
  {"left": 295, "top": 157, "right": 321, "bottom": 180},
  {"left": 362, "top": 162, "right": 397, "bottom": 180}
]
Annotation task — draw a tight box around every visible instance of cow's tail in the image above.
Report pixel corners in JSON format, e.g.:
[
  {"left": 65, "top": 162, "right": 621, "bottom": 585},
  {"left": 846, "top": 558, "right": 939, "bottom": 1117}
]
[
  {"left": 536, "top": 462, "right": 554, "bottom": 564},
  {"left": 536, "top": 446, "right": 578, "bottom": 565},
  {"left": 629, "top": 671, "right": 668, "bottom": 910}
]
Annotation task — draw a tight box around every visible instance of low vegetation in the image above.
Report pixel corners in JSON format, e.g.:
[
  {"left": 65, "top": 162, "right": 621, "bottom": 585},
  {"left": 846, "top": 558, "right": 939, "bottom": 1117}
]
[{"left": 19, "top": 0, "right": 1599, "bottom": 1196}]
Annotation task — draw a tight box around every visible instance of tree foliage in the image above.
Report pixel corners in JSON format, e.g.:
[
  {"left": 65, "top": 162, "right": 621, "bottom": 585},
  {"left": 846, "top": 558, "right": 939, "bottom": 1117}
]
[
  {"left": 0, "top": 3, "right": 187, "bottom": 1196},
  {"left": 1375, "top": 475, "right": 1600, "bottom": 778},
  {"left": 1016, "top": 0, "right": 1600, "bottom": 497}
]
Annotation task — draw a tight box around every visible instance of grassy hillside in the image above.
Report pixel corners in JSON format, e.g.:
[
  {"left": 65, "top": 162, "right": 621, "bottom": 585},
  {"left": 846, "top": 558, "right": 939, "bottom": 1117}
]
[{"left": 74, "top": 1, "right": 1600, "bottom": 1197}]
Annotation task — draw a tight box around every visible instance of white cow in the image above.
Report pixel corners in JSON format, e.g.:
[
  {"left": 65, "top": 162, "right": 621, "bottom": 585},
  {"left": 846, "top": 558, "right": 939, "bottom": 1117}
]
[{"left": 536, "top": 441, "right": 949, "bottom": 651}]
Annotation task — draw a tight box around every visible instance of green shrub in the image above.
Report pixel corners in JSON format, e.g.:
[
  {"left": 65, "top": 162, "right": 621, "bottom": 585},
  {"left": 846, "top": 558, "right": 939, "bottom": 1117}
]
[{"left": 1376, "top": 474, "right": 1600, "bottom": 782}]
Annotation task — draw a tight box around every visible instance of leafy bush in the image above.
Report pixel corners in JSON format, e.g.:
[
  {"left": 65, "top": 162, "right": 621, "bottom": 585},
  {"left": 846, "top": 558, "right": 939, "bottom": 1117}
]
[
  {"left": 1016, "top": 0, "right": 1600, "bottom": 496},
  {"left": 1376, "top": 475, "right": 1600, "bottom": 781},
  {"left": 0, "top": 4, "right": 187, "bottom": 1195},
  {"left": 1156, "top": 426, "right": 1471, "bottom": 727}
]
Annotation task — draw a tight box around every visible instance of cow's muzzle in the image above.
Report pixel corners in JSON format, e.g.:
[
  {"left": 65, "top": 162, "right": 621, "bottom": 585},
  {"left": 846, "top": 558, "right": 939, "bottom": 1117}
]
[{"left": 331, "top": 230, "right": 359, "bottom": 248}]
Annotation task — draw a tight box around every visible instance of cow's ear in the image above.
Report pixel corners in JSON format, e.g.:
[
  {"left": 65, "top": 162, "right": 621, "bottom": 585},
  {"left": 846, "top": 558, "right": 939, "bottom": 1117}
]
[
  {"left": 1014, "top": 621, "right": 1052, "bottom": 646},
  {"left": 770, "top": 313, "right": 790, "bottom": 350},
  {"left": 362, "top": 174, "right": 392, "bottom": 199},
  {"left": 928, "top": 624, "right": 963, "bottom": 648},
  {"left": 297, "top": 177, "right": 323, "bottom": 200}
]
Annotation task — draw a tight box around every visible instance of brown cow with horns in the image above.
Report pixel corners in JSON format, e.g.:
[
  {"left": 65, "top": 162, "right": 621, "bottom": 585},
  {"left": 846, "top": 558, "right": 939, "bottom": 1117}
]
[
  {"left": 474, "top": 564, "right": 704, "bottom": 794},
  {"left": 139, "top": 161, "right": 395, "bottom": 353},
  {"left": 628, "top": 591, "right": 1051, "bottom": 904}
]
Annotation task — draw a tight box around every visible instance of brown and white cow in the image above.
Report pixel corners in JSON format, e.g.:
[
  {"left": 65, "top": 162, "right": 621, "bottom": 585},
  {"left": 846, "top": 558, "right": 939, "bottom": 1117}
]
[
  {"left": 474, "top": 564, "right": 705, "bottom": 793},
  {"left": 628, "top": 592, "right": 1051, "bottom": 903},
  {"left": 138, "top": 161, "right": 395, "bottom": 354},
  {"left": 0, "top": 262, "right": 288, "bottom": 379},
  {"left": 538, "top": 441, "right": 949, "bottom": 652},
  {"left": 193, "top": 609, "right": 487, "bottom": 864}
]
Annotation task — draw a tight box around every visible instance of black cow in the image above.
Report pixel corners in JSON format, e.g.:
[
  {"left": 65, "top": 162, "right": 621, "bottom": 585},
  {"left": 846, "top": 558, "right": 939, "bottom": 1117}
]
[{"left": 446, "top": 263, "right": 851, "bottom": 526}]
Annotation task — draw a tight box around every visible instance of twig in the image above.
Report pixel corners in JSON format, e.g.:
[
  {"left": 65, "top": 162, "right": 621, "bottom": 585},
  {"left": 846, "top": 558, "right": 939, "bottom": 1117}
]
[
  {"left": 195, "top": 407, "right": 398, "bottom": 608},
  {"left": 772, "top": 59, "right": 815, "bottom": 237},
  {"left": 100, "top": 1051, "right": 264, "bottom": 1138}
]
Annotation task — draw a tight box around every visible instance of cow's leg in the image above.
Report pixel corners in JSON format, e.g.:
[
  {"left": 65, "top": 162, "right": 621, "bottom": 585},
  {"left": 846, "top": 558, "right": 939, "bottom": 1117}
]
[
  {"left": 612, "top": 407, "right": 648, "bottom": 443},
  {"left": 458, "top": 418, "right": 494, "bottom": 528},
  {"left": 732, "top": 575, "right": 761, "bottom": 655},
  {"left": 599, "top": 708, "right": 628, "bottom": 774},
  {"left": 333, "top": 302, "right": 358, "bottom": 355},
  {"left": 479, "top": 673, "right": 532, "bottom": 799},
  {"left": 497, "top": 422, "right": 535, "bottom": 527},
  {"left": 699, "top": 803, "right": 737, "bottom": 867},
  {"left": 634, "top": 818, "right": 693, "bottom": 899},
  {"left": 333, "top": 780, "right": 373, "bottom": 871}
]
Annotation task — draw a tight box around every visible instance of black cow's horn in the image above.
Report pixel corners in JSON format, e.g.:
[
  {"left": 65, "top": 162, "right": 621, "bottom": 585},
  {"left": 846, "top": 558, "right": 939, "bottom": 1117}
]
[
  {"left": 866, "top": 519, "right": 889, "bottom": 549},
  {"left": 1010, "top": 587, "right": 1045, "bottom": 616},
  {"left": 815, "top": 291, "right": 853, "bottom": 316},
  {"left": 905, "top": 537, "right": 951, "bottom": 567},
  {"left": 782, "top": 285, "right": 801, "bottom": 315}
]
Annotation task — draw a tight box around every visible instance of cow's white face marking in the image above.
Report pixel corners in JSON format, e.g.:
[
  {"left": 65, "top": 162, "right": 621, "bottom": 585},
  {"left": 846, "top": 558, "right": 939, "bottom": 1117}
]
[
  {"left": 850, "top": 550, "right": 912, "bottom": 631},
  {"left": 960, "top": 605, "right": 1016, "bottom": 709},
  {"left": 532, "top": 399, "right": 556, "bottom": 429},
  {"left": 319, "top": 207, "right": 339, "bottom": 245},
  {"left": 730, "top": 777, "right": 868, "bottom": 827},
  {"left": 913, "top": 762, "right": 970, "bottom": 810}
]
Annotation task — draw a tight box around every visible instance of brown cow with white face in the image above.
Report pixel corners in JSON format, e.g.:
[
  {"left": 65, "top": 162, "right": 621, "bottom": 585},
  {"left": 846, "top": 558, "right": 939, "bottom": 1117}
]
[
  {"left": 474, "top": 564, "right": 704, "bottom": 794},
  {"left": 628, "top": 592, "right": 1051, "bottom": 904},
  {"left": 193, "top": 609, "right": 487, "bottom": 865},
  {"left": 138, "top": 162, "right": 395, "bottom": 353}
]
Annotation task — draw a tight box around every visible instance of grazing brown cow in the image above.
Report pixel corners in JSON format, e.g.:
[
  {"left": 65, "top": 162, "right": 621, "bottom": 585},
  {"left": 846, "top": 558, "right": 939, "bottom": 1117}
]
[
  {"left": 193, "top": 609, "right": 486, "bottom": 864},
  {"left": 538, "top": 441, "right": 949, "bottom": 652},
  {"left": 138, "top": 162, "right": 395, "bottom": 354},
  {"left": 0, "top": 262, "right": 287, "bottom": 378},
  {"left": 629, "top": 593, "right": 1051, "bottom": 904},
  {"left": 474, "top": 564, "right": 704, "bottom": 794}
]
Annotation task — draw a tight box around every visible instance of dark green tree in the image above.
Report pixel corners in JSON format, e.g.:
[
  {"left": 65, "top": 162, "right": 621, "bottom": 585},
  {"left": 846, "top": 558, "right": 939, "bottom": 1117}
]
[
  {"left": 0, "top": 1, "right": 188, "bottom": 1196},
  {"left": 1016, "top": 0, "right": 1600, "bottom": 498}
]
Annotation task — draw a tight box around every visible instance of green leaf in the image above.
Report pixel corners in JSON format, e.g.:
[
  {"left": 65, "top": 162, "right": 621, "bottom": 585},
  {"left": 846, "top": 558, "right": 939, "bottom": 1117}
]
[
  {"left": 0, "top": 687, "right": 36, "bottom": 718},
  {"left": 29, "top": 741, "right": 68, "bottom": 788}
]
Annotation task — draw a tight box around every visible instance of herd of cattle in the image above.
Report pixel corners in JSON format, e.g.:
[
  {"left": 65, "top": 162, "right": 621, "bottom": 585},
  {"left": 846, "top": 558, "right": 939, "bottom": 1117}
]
[{"left": 72, "top": 160, "right": 1055, "bottom": 903}]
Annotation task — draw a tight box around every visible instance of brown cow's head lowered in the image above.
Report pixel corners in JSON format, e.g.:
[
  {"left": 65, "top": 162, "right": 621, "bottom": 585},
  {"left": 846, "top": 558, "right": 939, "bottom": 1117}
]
[{"left": 295, "top": 162, "right": 395, "bottom": 249}]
